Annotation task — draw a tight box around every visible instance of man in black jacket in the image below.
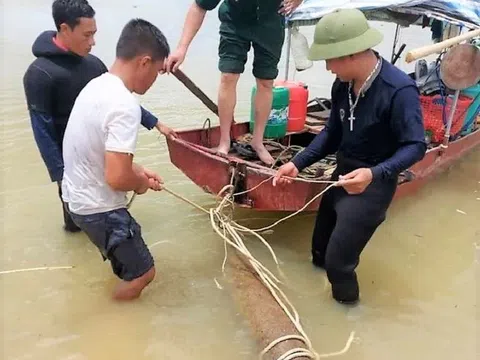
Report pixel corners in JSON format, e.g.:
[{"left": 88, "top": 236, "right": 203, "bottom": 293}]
[
  {"left": 23, "top": 0, "right": 176, "bottom": 232},
  {"left": 274, "top": 9, "right": 426, "bottom": 305}
]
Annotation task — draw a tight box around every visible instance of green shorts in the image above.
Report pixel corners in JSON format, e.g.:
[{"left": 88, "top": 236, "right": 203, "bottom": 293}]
[{"left": 218, "top": 8, "right": 285, "bottom": 80}]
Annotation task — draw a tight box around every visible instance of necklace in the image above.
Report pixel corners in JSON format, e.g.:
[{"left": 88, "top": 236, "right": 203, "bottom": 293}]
[{"left": 347, "top": 58, "right": 381, "bottom": 131}]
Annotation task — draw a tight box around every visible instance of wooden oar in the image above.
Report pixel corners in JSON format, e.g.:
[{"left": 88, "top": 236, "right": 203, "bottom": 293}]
[
  {"left": 405, "top": 28, "right": 480, "bottom": 63},
  {"left": 172, "top": 68, "right": 219, "bottom": 116},
  {"left": 172, "top": 68, "right": 236, "bottom": 139}
]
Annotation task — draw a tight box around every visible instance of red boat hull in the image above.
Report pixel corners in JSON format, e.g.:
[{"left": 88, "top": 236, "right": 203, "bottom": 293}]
[{"left": 166, "top": 122, "right": 480, "bottom": 212}]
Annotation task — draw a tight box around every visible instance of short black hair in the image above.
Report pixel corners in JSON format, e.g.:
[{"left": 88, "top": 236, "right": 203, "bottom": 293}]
[
  {"left": 116, "top": 19, "right": 170, "bottom": 62},
  {"left": 52, "top": 0, "right": 95, "bottom": 31}
]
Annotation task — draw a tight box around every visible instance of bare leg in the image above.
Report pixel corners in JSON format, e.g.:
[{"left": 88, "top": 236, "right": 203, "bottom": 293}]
[
  {"left": 251, "top": 78, "right": 275, "bottom": 165},
  {"left": 112, "top": 267, "right": 156, "bottom": 301},
  {"left": 217, "top": 72, "right": 240, "bottom": 155}
]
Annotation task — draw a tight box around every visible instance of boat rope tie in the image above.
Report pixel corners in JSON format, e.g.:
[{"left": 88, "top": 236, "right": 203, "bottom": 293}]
[{"left": 128, "top": 175, "right": 356, "bottom": 359}]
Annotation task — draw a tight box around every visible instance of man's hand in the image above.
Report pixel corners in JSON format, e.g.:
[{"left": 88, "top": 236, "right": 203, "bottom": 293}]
[
  {"left": 133, "top": 164, "right": 163, "bottom": 193},
  {"left": 157, "top": 123, "right": 177, "bottom": 140},
  {"left": 273, "top": 162, "right": 299, "bottom": 186},
  {"left": 134, "top": 172, "right": 151, "bottom": 195},
  {"left": 336, "top": 168, "right": 373, "bottom": 194},
  {"left": 279, "top": 0, "right": 303, "bottom": 15},
  {"left": 143, "top": 167, "right": 163, "bottom": 191},
  {"left": 166, "top": 47, "right": 187, "bottom": 73}
]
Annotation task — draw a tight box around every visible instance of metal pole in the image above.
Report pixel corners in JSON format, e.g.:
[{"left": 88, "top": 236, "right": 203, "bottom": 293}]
[
  {"left": 391, "top": 24, "right": 400, "bottom": 63},
  {"left": 284, "top": 24, "right": 292, "bottom": 81},
  {"left": 442, "top": 89, "right": 460, "bottom": 149}
]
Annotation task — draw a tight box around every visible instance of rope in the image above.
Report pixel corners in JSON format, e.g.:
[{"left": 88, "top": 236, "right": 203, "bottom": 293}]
[
  {"left": 0, "top": 266, "right": 74, "bottom": 275},
  {"left": 207, "top": 176, "right": 335, "bottom": 360},
  {"left": 127, "top": 170, "right": 358, "bottom": 359},
  {"left": 128, "top": 173, "right": 347, "bottom": 359},
  {"left": 261, "top": 140, "right": 336, "bottom": 180}
]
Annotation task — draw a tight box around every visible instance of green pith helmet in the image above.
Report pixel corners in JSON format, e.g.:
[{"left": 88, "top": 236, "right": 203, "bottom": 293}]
[{"left": 308, "top": 8, "right": 384, "bottom": 61}]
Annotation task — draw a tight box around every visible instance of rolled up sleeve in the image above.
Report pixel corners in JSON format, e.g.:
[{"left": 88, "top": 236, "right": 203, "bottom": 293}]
[{"left": 195, "top": 0, "right": 222, "bottom": 11}]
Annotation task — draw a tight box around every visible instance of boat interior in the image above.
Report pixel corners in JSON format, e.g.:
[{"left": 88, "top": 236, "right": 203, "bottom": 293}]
[{"left": 175, "top": 49, "right": 480, "bottom": 186}]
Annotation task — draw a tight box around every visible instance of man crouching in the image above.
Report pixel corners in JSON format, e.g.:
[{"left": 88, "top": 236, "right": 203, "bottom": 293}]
[{"left": 61, "top": 18, "right": 170, "bottom": 301}]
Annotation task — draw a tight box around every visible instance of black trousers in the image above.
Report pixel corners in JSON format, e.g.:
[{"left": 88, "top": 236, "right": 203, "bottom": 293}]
[
  {"left": 312, "top": 155, "right": 397, "bottom": 299},
  {"left": 56, "top": 181, "right": 80, "bottom": 231}
]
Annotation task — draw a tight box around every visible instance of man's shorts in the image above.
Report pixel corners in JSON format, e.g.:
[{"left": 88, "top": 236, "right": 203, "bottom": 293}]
[
  {"left": 70, "top": 208, "right": 154, "bottom": 281},
  {"left": 218, "top": 9, "right": 285, "bottom": 80}
]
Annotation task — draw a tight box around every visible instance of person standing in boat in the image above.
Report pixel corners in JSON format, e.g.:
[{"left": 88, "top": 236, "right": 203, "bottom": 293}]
[
  {"left": 61, "top": 18, "right": 170, "bottom": 301},
  {"left": 274, "top": 9, "right": 427, "bottom": 304},
  {"left": 22, "top": 0, "right": 176, "bottom": 233},
  {"left": 166, "top": 0, "right": 304, "bottom": 165}
]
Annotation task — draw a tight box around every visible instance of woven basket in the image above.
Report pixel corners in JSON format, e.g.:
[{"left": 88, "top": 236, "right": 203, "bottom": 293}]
[{"left": 420, "top": 94, "right": 471, "bottom": 143}]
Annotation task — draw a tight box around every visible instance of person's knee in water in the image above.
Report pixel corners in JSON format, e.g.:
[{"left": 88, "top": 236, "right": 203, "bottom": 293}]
[
  {"left": 61, "top": 18, "right": 170, "bottom": 300},
  {"left": 23, "top": 0, "right": 175, "bottom": 233},
  {"left": 70, "top": 209, "right": 157, "bottom": 301},
  {"left": 165, "top": 0, "right": 303, "bottom": 165},
  {"left": 274, "top": 9, "right": 427, "bottom": 304}
]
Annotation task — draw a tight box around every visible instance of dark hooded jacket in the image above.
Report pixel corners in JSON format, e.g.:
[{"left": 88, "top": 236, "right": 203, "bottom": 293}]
[{"left": 23, "top": 31, "right": 158, "bottom": 182}]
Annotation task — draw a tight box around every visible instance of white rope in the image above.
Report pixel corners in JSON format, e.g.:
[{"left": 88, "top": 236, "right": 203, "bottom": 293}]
[
  {"left": 0, "top": 266, "right": 74, "bottom": 275},
  {"left": 208, "top": 178, "right": 335, "bottom": 360},
  {"left": 128, "top": 173, "right": 356, "bottom": 359}
]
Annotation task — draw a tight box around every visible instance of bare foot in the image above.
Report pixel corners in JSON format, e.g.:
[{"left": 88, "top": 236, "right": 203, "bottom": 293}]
[
  {"left": 216, "top": 140, "right": 231, "bottom": 155},
  {"left": 251, "top": 142, "right": 274, "bottom": 165}
]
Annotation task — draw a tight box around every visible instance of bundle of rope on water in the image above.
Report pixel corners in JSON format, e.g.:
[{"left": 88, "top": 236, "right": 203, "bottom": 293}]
[{"left": 127, "top": 162, "right": 357, "bottom": 360}]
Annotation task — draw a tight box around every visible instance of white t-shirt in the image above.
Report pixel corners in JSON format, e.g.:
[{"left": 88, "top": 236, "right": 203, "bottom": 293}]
[{"left": 61, "top": 72, "right": 141, "bottom": 215}]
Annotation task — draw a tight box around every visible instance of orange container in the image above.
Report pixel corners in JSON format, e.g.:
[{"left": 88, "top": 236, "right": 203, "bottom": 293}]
[{"left": 274, "top": 80, "right": 309, "bottom": 132}]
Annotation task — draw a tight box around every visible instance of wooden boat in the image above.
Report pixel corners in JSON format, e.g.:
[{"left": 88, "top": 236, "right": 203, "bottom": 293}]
[
  {"left": 166, "top": 1, "right": 480, "bottom": 212},
  {"left": 166, "top": 120, "right": 480, "bottom": 212}
]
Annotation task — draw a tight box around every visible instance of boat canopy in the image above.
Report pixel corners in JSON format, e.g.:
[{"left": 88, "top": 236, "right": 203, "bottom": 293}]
[{"left": 287, "top": 0, "right": 480, "bottom": 29}]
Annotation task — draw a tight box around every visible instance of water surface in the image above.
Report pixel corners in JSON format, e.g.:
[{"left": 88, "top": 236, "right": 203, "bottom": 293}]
[{"left": 1, "top": 1, "right": 479, "bottom": 359}]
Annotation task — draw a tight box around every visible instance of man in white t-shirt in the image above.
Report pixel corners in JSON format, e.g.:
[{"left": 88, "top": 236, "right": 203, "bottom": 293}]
[{"left": 62, "top": 18, "right": 171, "bottom": 301}]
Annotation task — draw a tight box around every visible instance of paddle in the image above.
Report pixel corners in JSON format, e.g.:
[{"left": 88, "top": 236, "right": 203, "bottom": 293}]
[
  {"left": 172, "top": 68, "right": 219, "bottom": 116},
  {"left": 171, "top": 68, "right": 237, "bottom": 141}
]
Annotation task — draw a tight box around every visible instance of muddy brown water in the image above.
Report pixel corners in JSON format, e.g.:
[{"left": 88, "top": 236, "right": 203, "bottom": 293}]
[{"left": 1, "top": 1, "right": 479, "bottom": 359}]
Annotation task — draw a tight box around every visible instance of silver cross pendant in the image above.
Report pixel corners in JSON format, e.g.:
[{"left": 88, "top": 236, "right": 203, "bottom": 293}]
[{"left": 348, "top": 113, "right": 355, "bottom": 131}]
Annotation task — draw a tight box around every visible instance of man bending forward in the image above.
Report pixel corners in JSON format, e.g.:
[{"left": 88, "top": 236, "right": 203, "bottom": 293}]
[{"left": 61, "top": 19, "right": 170, "bottom": 300}]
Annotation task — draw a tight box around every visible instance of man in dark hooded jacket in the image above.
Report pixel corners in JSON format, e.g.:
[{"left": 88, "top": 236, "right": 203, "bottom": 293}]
[{"left": 23, "top": 0, "right": 176, "bottom": 232}]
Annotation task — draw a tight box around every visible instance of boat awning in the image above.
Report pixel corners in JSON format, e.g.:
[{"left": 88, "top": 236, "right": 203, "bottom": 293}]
[{"left": 288, "top": 0, "right": 480, "bottom": 29}]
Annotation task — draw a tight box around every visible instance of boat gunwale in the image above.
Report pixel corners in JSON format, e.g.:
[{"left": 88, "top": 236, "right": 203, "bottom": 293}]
[{"left": 168, "top": 120, "right": 480, "bottom": 176}]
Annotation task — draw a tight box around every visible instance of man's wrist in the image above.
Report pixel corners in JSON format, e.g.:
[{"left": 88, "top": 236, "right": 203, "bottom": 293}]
[
  {"left": 133, "top": 162, "right": 144, "bottom": 175},
  {"left": 176, "top": 44, "right": 188, "bottom": 53},
  {"left": 370, "top": 165, "right": 383, "bottom": 180},
  {"left": 291, "top": 156, "right": 306, "bottom": 173}
]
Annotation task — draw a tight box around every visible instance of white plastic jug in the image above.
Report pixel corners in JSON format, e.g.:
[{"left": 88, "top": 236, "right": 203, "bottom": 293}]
[{"left": 290, "top": 26, "right": 313, "bottom": 71}]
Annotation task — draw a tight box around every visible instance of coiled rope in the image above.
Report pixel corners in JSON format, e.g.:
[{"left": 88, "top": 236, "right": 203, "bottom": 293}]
[{"left": 128, "top": 174, "right": 356, "bottom": 359}]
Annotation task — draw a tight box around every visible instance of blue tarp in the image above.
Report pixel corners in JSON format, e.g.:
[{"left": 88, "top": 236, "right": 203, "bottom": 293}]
[{"left": 288, "top": 0, "right": 480, "bottom": 28}]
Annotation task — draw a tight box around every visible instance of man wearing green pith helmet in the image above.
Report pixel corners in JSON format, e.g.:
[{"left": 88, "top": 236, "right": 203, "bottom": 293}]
[{"left": 274, "top": 9, "right": 427, "bottom": 304}]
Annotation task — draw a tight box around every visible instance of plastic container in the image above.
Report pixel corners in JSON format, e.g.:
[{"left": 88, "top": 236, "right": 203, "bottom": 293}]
[
  {"left": 274, "top": 80, "right": 309, "bottom": 132},
  {"left": 290, "top": 26, "right": 313, "bottom": 71},
  {"left": 460, "top": 83, "right": 480, "bottom": 135},
  {"left": 249, "top": 85, "right": 289, "bottom": 139}
]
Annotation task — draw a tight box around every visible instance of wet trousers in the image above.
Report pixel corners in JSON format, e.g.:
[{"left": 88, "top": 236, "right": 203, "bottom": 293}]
[
  {"left": 57, "top": 181, "right": 80, "bottom": 232},
  {"left": 312, "top": 155, "right": 397, "bottom": 302}
]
